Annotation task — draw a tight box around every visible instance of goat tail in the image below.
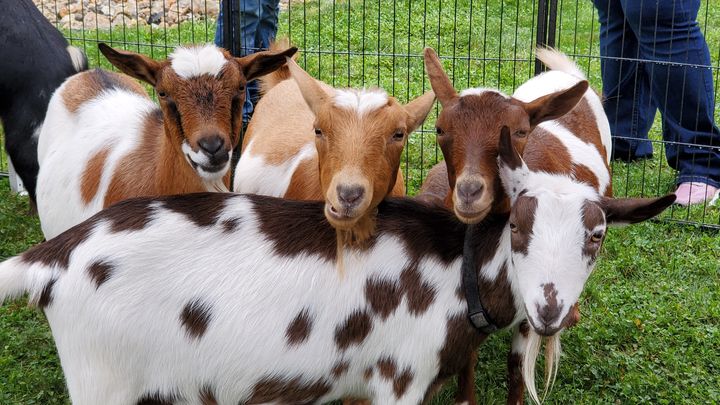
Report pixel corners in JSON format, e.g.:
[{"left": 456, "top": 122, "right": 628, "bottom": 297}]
[
  {"left": 0, "top": 256, "right": 55, "bottom": 306},
  {"left": 535, "top": 47, "right": 586, "bottom": 80},
  {"left": 66, "top": 45, "right": 89, "bottom": 73},
  {"left": 259, "top": 38, "right": 300, "bottom": 95}
]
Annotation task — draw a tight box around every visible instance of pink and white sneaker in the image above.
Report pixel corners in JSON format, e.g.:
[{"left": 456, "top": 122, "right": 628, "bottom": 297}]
[{"left": 674, "top": 182, "right": 719, "bottom": 206}]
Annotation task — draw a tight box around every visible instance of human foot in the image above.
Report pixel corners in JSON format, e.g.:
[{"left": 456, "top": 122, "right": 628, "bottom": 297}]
[{"left": 674, "top": 182, "right": 719, "bottom": 206}]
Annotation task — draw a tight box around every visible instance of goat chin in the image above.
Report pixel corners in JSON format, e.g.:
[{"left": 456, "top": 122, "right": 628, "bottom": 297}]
[
  {"left": 206, "top": 179, "right": 230, "bottom": 193},
  {"left": 522, "top": 329, "right": 562, "bottom": 405}
]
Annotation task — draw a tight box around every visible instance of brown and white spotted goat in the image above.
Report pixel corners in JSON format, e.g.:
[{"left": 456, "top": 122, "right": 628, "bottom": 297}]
[
  {"left": 418, "top": 48, "right": 616, "bottom": 404},
  {"left": 234, "top": 55, "right": 435, "bottom": 243},
  {"left": 35, "top": 43, "right": 297, "bottom": 239},
  {"left": 0, "top": 154, "right": 672, "bottom": 405}
]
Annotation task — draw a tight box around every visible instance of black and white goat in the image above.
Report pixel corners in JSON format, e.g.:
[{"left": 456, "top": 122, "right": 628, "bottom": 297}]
[{"left": 0, "top": 0, "right": 87, "bottom": 202}]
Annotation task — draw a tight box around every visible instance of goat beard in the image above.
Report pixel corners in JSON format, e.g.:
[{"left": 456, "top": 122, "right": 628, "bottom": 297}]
[
  {"left": 334, "top": 212, "right": 377, "bottom": 277},
  {"left": 522, "top": 330, "right": 562, "bottom": 405}
]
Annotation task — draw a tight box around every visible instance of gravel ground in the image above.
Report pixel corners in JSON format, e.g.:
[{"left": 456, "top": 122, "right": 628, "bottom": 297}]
[{"left": 32, "top": 0, "right": 291, "bottom": 29}]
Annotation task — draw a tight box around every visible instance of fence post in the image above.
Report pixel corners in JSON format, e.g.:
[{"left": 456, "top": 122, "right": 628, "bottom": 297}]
[
  {"left": 222, "top": 0, "right": 245, "bottom": 57},
  {"left": 222, "top": 0, "right": 233, "bottom": 55},
  {"left": 534, "top": 0, "right": 558, "bottom": 75}
]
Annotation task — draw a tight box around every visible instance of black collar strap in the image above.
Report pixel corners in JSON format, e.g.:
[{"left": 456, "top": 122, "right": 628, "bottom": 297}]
[{"left": 462, "top": 223, "right": 498, "bottom": 335}]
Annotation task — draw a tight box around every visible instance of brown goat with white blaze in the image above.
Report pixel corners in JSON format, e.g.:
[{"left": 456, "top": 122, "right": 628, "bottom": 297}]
[
  {"left": 36, "top": 43, "right": 296, "bottom": 239},
  {"left": 234, "top": 57, "right": 435, "bottom": 244}
]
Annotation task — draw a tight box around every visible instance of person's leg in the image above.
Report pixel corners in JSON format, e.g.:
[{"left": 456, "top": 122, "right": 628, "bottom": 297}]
[
  {"left": 243, "top": 0, "right": 281, "bottom": 112},
  {"left": 622, "top": 0, "right": 720, "bottom": 203},
  {"left": 214, "top": 1, "right": 224, "bottom": 46},
  {"left": 592, "top": 0, "right": 655, "bottom": 161},
  {"left": 238, "top": 0, "right": 262, "bottom": 123},
  {"left": 258, "top": 0, "right": 281, "bottom": 49}
]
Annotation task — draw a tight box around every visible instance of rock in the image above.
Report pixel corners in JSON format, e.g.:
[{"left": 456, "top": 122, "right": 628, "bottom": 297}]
[
  {"left": 83, "top": 11, "right": 111, "bottom": 30},
  {"left": 96, "top": 14, "right": 112, "bottom": 29},
  {"left": 112, "top": 13, "right": 132, "bottom": 27},
  {"left": 147, "top": 12, "right": 162, "bottom": 25},
  {"left": 58, "top": 6, "right": 70, "bottom": 18},
  {"left": 166, "top": 10, "right": 180, "bottom": 25},
  {"left": 58, "top": 14, "right": 72, "bottom": 29},
  {"left": 32, "top": 0, "right": 223, "bottom": 29},
  {"left": 194, "top": 1, "right": 218, "bottom": 16}
]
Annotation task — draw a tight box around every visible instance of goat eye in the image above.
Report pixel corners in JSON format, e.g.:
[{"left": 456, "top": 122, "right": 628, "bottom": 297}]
[
  {"left": 514, "top": 130, "right": 527, "bottom": 138},
  {"left": 314, "top": 128, "right": 323, "bottom": 137},
  {"left": 392, "top": 131, "right": 405, "bottom": 142},
  {"left": 238, "top": 85, "right": 246, "bottom": 91},
  {"left": 590, "top": 230, "right": 604, "bottom": 242},
  {"left": 509, "top": 223, "right": 518, "bottom": 233},
  {"left": 436, "top": 127, "right": 444, "bottom": 136},
  {"left": 157, "top": 91, "right": 167, "bottom": 98}
]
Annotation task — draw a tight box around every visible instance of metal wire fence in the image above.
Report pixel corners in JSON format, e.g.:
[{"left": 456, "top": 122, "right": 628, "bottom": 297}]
[{"left": 8, "top": 0, "right": 720, "bottom": 228}]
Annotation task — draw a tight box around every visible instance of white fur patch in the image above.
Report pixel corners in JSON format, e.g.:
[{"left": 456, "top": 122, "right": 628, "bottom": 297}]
[
  {"left": 170, "top": 44, "right": 227, "bottom": 79},
  {"left": 513, "top": 71, "right": 580, "bottom": 103},
  {"left": 181, "top": 141, "right": 232, "bottom": 188},
  {"left": 333, "top": 89, "right": 388, "bottom": 116},
  {"left": 66, "top": 46, "right": 86, "bottom": 72},
  {"left": 514, "top": 190, "right": 594, "bottom": 329},
  {"left": 459, "top": 87, "right": 507, "bottom": 98},
  {"left": 538, "top": 121, "right": 611, "bottom": 195},
  {"left": 234, "top": 140, "right": 316, "bottom": 196},
  {"left": 37, "top": 87, "right": 157, "bottom": 239},
  {"left": 584, "top": 91, "right": 612, "bottom": 163},
  {"left": 32, "top": 122, "right": 42, "bottom": 141},
  {"left": 513, "top": 60, "right": 612, "bottom": 165}
]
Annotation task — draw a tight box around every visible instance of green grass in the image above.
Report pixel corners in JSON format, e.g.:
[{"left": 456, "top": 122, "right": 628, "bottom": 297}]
[{"left": 1, "top": 0, "right": 720, "bottom": 403}]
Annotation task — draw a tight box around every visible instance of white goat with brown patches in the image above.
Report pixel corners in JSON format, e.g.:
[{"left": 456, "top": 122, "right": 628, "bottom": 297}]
[
  {"left": 36, "top": 43, "right": 296, "bottom": 240},
  {"left": 234, "top": 55, "right": 435, "bottom": 243},
  {"left": 0, "top": 178, "right": 671, "bottom": 405}
]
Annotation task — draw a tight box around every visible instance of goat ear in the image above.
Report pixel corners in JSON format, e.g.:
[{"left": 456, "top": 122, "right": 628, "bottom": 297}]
[
  {"left": 99, "top": 43, "right": 162, "bottom": 86},
  {"left": 237, "top": 46, "right": 298, "bottom": 82},
  {"left": 521, "top": 80, "right": 588, "bottom": 127},
  {"left": 403, "top": 90, "right": 435, "bottom": 135},
  {"left": 497, "top": 126, "right": 529, "bottom": 202},
  {"left": 601, "top": 194, "right": 676, "bottom": 226},
  {"left": 286, "top": 58, "right": 331, "bottom": 115},
  {"left": 423, "top": 48, "right": 457, "bottom": 108}
]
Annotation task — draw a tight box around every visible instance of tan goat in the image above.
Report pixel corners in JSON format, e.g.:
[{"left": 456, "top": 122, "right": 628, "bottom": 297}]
[{"left": 234, "top": 57, "right": 435, "bottom": 244}]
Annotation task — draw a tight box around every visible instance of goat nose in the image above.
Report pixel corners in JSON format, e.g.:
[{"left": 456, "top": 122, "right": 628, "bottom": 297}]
[
  {"left": 538, "top": 306, "right": 559, "bottom": 330},
  {"left": 337, "top": 185, "right": 365, "bottom": 208},
  {"left": 457, "top": 181, "right": 484, "bottom": 204},
  {"left": 198, "top": 136, "right": 225, "bottom": 156}
]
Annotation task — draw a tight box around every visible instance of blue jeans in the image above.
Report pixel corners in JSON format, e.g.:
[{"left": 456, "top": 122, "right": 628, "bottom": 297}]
[
  {"left": 593, "top": 0, "right": 720, "bottom": 188},
  {"left": 215, "top": 0, "right": 280, "bottom": 124}
]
